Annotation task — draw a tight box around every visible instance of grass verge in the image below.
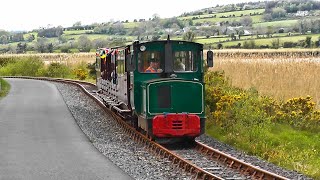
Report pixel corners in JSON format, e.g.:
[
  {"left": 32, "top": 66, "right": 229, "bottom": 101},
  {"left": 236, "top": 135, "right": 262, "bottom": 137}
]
[
  {"left": 0, "top": 78, "right": 10, "bottom": 98},
  {"left": 205, "top": 71, "right": 320, "bottom": 179}
]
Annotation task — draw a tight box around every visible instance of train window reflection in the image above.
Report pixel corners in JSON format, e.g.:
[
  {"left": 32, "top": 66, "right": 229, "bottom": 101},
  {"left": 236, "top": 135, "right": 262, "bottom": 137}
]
[{"left": 173, "top": 51, "right": 197, "bottom": 72}]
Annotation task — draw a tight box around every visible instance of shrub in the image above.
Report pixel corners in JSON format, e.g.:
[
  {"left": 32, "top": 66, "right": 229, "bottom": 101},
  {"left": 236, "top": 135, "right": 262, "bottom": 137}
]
[
  {"left": 217, "top": 43, "right": 223, "bottom": 49},
  {"left": 74, "top": 69, "right": 88, "bottom": 80},
  {"left": 283, "top": 41, "right": 298, "bottom": 48},
  {"left": 87, "top": 62, "right": 96, "bottom": 79},
  {"left": 46, "top": 62, "right": 71, "bottom": 78},
  {"left": 0, "top": 78, "right": 10, "bottom": 98},
  {"left": 72, "top": 61, "right": 89, "bottom": 80},
  {"left": 0, "top": 57, "right": 16, "bottom": 67},
  {"left": 0, "top": 57, "right": 44, "bottom": 76}
]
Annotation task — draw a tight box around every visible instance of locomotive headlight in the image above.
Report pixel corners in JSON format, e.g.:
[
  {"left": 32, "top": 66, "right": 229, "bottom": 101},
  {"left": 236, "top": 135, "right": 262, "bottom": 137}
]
[{"left": 140, "top": 45, "right": 146, "bottom": 52}]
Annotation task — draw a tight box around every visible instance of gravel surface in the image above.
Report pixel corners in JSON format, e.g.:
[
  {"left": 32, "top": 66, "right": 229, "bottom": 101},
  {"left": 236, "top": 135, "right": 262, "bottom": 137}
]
[
  {"left": 55, "top": 83, "right": 192, "bottom": 180},
  {"left": 197, "top": 135, "right": 313, "bottom": 180}
]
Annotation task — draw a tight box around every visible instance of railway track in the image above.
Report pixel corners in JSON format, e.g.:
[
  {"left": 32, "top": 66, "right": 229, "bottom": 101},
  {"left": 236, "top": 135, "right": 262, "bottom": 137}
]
[{"left": 2, "top": 76, "right": 291, "bottom": 180}]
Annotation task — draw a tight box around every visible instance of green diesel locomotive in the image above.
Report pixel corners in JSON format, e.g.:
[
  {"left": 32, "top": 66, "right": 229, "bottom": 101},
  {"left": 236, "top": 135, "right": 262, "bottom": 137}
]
[{"left": 95, "top": 37, "right": 213, "bottom": 142}]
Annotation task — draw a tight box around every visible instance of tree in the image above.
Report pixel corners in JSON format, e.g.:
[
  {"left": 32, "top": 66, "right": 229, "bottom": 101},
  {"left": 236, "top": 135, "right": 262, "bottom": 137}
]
[
  {"left": 240, "top": 16, "right": 253, "bottom": 27},
  {"left": 36, "top": 37, "right": 47, "bottom": 53},
  {"left": 11, "top": 33, "right": 24, "bottom": 42},
  {"left": 265, "top": 1, "right": 278, "bottom": 13},
  {"left": 299, "top": 20, "right": 307, "bottom": 34},
  {"left": 38, "top": 27, "right": 63, "bottom": 38},
  {"left": 162, "top": 17, "right": 184, "bottom": 29},
  {"left": 47, "top": 43, "right": 53, "bottom": 53},
  {"left": 271, "top": 38, "right": 280, "bottom": 49},
  {"left": 182, "top": 31, "right": 196, "bottom": 42},
  {"left": 0, "top": 35, "right": 8, "bottom": 44},
  {"left": 266, "top": 26, "right": 274, "bottom": 38},
  {"left": 263, "top": 14, "right": 273, "bottom": 22},
  {"left": 152, "top": 14, "right": 160, "bottom": 21},
  {"left": 77, "top": 35, "right": 92, "bottom": 52},
  {"left": 305, "top": 36, "right": 312, "bottom": 48},
  {"left": 230, "top": 33, "right": 237, "bottom": 40},
  {"left": 271, "top": 8, "right": 286, "bottom": 19},
  {"left": 92, "top": 39, "right": 108, "bottom": 49},
  {"left": 278, "top": 28, "right": 285, "bottom": 33},
  {"left": 26, "top": 34, "right": 35, "bottom": 42},
  {"left": 73, "top": 21, "right": 82, "bottom": 27},
  {"left": 16, "top": 43, "right": 27, "bottom": 54}
]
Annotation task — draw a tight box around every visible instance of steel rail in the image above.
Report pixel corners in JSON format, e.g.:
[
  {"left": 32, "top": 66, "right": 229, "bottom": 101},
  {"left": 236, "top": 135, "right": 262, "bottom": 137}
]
[
  {"left": 2, "top": 76, "right": 290, "bottom": 180},
  {"left": 195, "top": 141, "right": 290, "bottom": 180}
]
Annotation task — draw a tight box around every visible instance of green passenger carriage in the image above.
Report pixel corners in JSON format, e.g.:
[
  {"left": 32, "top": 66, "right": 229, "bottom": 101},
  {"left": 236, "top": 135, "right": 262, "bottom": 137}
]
[{"left": 95, "top": 37, "right": 213, "bottom": 142}]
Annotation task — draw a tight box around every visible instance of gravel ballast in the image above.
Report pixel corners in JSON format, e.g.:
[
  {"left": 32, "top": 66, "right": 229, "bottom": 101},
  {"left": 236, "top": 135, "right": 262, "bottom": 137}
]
[
  {"left": 55, "top": 82, "right": 313, "bottom": 180},
  {"left": 55, "top": 83, "right": 191, "bottom": 180}
]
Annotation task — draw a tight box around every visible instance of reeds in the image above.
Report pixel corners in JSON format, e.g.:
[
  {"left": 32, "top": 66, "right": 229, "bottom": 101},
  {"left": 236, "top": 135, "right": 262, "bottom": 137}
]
[{"left": 212, "top": 49, "right": 320, "bottom": 107}]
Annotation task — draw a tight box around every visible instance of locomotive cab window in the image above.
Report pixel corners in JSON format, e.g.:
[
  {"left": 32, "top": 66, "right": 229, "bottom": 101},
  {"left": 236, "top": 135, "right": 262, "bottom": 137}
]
[
  {"left": 173, "top": 51, "right": 197, "bottom": 72},
  {"left": 138, "top": 51, "right": 163, "bottom": 73}
]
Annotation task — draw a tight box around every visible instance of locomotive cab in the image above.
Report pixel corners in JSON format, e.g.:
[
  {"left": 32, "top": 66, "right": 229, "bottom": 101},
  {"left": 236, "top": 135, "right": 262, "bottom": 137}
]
[{"left": 129, "top": 39, "right": 213, "bottom": 141}]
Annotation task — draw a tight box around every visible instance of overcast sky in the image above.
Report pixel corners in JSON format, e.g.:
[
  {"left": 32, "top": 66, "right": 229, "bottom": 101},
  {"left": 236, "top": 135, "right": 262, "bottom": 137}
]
[{"left": 0, "top": 0, "right": 262, "bottom": 31}]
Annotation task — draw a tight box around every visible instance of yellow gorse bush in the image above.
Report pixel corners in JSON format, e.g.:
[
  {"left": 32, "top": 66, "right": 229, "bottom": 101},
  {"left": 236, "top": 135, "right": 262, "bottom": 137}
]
[
  {"left": 74, "top": 69, "right": 88, "bottom": 80},
  {"left": 205, "top": 71, "right": 320, "bottom": 132}
]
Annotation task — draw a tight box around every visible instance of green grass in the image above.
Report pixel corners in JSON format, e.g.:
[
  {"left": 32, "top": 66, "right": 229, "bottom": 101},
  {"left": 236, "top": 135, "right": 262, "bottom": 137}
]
[
  {"left": 201, "top": 33, "right": 320, "bottom": 47},
  {"left": 179, "top": 9, "right": 265, "bottom": 20},
  {"left": 0, "top": 78, "right": 10, "bottom": 98},
  {"left": 253, "top": 19, "right": 299, "bottom": 28},
  {"left": 123, "top": 22, "right": 141, "bottom": 29},
  {"left": 61, "top": 34, "right": 135, "bottom": 41},
  {"left": 196, "top": 37, "right": 230, "bottom": 44},
  {"left": 206, "top": 123, "right": 320, "bottom": 178},
  {"left": 63, "top": 30, "right": 92, "bottom": 35},
  {"left": 191, "top": 15, "right": 263, "bottom": 24}
]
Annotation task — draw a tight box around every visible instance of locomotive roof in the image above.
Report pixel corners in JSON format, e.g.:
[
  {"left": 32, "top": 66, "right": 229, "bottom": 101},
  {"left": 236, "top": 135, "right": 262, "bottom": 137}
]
[
  {"left": 136, "top": 39, "right": 203, "bottom": 46},
  {"left": 96, "top": 39, "right": 203, "bottom": 51}
]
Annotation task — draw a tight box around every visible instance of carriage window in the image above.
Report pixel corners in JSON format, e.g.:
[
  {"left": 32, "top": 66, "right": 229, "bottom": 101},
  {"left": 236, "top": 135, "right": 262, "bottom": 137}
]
[
  {"left": 173, "top": 51, "right": 197, "bottom": 72},
  {"left": 138, "top": 51, "right": 162, "bottom": 73},
  {"left": 117, "top": 50, "right": 125, "bottom": 75}
]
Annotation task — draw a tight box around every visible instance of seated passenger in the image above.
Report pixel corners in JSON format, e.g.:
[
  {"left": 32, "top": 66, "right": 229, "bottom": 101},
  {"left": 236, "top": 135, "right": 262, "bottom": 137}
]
[
  {"left": 174, "top": 59, "right": 185, "bottom": 71},
  {"left": 145, "top": 58, "right": 162, "bottom": 73}
]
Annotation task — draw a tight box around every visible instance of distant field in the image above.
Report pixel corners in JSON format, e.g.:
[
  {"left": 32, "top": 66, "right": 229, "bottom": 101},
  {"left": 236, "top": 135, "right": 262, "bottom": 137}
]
[
  {"left": 123, "top": 22, "right": 141, "bottom": 29},
  {"left": 206, "top": 33, "right": 320, "bottom": 47},
  {"left": 180, "top": 8, "right": 264, "bottom": 25},
  {"left": 179, "top": 9, "right": 265, "bottom": 20},
  {"left": 192, "top": 15, "right": 263, "bottom": 24},
  {"left": 61, "top": 34, "right": 136, "bottom": 41},
  {"left": 63, "top": 30, "right": 92, "bottom": 35},
  {"left": 253, "top": 19, "right": 299, "bottom": 28},
  {"left": 196, "top": 37, "right": 230, "bottom": 44}
]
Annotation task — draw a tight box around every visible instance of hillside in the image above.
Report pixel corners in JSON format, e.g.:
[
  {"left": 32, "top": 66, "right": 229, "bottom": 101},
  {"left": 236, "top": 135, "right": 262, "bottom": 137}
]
[{"left": 1, "top": 0, "right": 320, "bottom": 53}]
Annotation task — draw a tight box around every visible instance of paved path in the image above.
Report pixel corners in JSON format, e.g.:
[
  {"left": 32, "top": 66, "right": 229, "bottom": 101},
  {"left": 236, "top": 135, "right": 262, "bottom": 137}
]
[{"left": 0, "top": 79, "right": 132, "bottom": 180}]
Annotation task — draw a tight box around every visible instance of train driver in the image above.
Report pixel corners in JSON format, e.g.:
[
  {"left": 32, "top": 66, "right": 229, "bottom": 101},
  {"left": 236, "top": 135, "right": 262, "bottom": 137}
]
[{"left": 145, "top": 58, "right": 162, "bottom": 73}]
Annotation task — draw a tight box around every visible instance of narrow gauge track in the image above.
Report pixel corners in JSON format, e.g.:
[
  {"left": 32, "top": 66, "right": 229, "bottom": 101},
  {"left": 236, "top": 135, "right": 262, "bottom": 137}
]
[{"left": 2, "top": 76, "right": 290, "bottom": 180}]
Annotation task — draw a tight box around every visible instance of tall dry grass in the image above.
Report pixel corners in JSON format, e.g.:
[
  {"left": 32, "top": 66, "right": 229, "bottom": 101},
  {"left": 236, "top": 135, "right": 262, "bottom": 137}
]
[{"left": 212, "top": 49, "right": 320, "bottom": 108}]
